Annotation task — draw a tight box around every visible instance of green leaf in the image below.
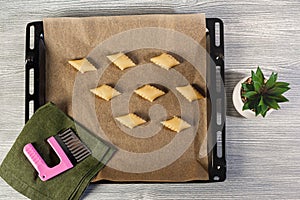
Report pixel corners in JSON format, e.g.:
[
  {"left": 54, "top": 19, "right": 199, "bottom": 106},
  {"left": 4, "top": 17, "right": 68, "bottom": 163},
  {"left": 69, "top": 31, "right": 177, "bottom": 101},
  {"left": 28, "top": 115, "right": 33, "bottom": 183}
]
[
  {"left": 242, "top": 91, "right": 257, "bottom": 98},
  {"left": 267, "top": 86, "right": 290, "bottom": 95},
  {"left": 265, "top": 72, "right": 276, "bottom": 89},
  {"left": 265, "top": 97, "right": 280, "bottom": 110},
  {"left": 242, "top": 83, "right": 254, "bottom": 92},
  {"left": 258, "top": 96, "right": 264, "bottom": 106},
  {"left": 274, "top": 82, "right": 290, "bottom": 88},
  {"left": 255, "top": 96, "right": 269, "bottom": 117},
  {"left": 255, "top": 105, "right": 262, "bottom": 116},
  {"left": 251, "top": 70, "right": 255, "bottom": 78},
  {"left": 255, "top": 67, "right": 264, "bottom": 84},
  {"left": 261, "top": 111, "right": 267, "bottom": 117},
  {"left": 260, "top": 103, "right": 269, "bottom": 117},
  {"left": 242, "top": 83, "right": 247, "bottom": 91},
  {"left": 253, "top": 81, "right": 262, "bottom": 93},
  {"left": 242, "top": 101, "right": 250, "bottom": 111},
  {"left": 247, "top": 98, "right": 258, "bottom": 109},
  {"left": 274, "top": 73, "right": 278, "bottom": 82},
  {"left": 268, "top": 95, "right": 289, "bottom": 102},
  {"left": 251, "top": 70, "right": 260, "bottom": 83}
]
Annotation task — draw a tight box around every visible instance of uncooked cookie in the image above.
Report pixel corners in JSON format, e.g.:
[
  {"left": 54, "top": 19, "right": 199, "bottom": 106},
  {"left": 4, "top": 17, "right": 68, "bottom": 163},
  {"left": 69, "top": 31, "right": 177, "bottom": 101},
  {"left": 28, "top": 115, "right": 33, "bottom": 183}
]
[
  {"left": 134, "top": 85, "right": 165, "bottom": 102},
  {"left": 161, "top": 116, "right": 191, "bottom": 133},
  {"left": 115, "top": 113, "right": 147, "bottom": 129},
  {"left": 107, "top": 52, "right": 136, "bottom": 70},
  {"left": 68, "top": 58, "right": 97, "bottom": 73},
  {"left": 150, "top": 53, "right": 180, "bottom": 70},
  {"left": 90, "top": 84, "right": 121, "bottom": 101}
]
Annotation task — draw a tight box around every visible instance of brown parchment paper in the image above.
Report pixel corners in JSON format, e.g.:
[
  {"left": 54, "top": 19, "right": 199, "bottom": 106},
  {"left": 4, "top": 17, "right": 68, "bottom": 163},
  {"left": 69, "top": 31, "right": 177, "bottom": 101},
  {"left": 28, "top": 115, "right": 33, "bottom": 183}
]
[{"left": 43, "top": 13, "right": 208, "bottom": 182}]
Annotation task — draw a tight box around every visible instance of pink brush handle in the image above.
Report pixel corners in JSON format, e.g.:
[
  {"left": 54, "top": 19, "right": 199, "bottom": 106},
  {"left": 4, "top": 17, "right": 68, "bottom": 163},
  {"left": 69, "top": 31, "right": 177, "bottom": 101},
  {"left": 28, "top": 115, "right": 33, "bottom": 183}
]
[{"left": 23, "top": 136, "right": 73, "bottom": 181}]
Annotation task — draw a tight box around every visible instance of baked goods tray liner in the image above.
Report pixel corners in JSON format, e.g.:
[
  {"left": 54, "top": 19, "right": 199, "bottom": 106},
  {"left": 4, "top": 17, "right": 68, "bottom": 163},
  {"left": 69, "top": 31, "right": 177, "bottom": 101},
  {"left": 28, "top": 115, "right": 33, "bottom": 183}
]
[{"left": 24, "top": 18, "right": 226, "bottom": 182}]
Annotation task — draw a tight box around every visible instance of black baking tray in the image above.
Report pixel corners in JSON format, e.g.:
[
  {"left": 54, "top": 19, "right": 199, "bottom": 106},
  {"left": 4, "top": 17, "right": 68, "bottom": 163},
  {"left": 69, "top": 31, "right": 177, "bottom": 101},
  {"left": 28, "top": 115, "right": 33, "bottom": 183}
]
[{"left": 25, "top": 18, "right": 226, "bottom": 182}]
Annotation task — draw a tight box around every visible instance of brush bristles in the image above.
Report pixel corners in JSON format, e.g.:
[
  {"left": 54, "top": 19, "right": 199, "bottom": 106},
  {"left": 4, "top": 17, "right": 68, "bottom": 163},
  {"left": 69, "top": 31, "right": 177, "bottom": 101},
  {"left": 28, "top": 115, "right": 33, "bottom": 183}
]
[{"left": 58, "top": 129, "right": 91, "bottom": 163}]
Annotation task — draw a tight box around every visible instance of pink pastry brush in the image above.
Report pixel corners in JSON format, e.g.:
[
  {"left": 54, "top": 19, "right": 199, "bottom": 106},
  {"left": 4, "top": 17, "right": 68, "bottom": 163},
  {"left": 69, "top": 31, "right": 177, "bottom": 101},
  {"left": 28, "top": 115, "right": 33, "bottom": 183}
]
[{"left": 23, "top": 128, "right": 91, "bottom": 181}]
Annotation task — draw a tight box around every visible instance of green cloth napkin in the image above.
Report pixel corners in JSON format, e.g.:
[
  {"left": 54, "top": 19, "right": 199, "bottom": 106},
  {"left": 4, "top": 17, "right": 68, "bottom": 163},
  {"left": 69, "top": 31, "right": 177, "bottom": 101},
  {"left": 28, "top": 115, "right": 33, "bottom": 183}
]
[{"left": 0, "top": 102, "right": 116, "bottom": 200}]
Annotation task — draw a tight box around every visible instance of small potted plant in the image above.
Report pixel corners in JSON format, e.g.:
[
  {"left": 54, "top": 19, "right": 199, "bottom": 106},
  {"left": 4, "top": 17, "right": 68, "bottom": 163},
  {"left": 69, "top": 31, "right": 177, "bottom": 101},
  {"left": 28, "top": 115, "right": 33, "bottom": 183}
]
[{"left": 232, "top": 67, "right": 290, "bottom": 118}]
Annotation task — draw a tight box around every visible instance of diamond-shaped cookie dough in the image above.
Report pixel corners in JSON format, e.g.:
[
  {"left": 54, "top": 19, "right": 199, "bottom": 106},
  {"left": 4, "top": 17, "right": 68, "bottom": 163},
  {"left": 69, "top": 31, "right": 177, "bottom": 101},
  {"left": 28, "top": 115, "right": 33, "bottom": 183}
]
[
  {"left": 90, "top": 84, "right": 121, "bottom": 101},
  {"left": 150, "top": 53, "right": 180, "bottom": 70},
  {"left": 176, "top": 84, "right": 204, "bottom": 102},
  {"left": 134, "top": 85, "right": 165, "bottom": 102},
  {"left": 68, "top": 58, "right": 97, "bottom": 73},
  {"left": 115, "top": 113, "right": 146, "bottom": 129},
  {"left": 107, "top": 52, "right": 136, "bottom": 70},
  {"left": 161, "top": 116, "right": 191, "bottom": 133}
]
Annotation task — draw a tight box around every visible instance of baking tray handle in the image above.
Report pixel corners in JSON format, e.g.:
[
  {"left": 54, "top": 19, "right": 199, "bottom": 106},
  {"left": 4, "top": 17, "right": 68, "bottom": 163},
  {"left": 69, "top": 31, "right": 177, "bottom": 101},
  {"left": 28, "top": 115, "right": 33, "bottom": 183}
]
[
  {"left": 206, "top": 18, "right": 226, "bottom": 182},
  {"left": 25, "top": 22, "right": 45, "bottom": 122}
]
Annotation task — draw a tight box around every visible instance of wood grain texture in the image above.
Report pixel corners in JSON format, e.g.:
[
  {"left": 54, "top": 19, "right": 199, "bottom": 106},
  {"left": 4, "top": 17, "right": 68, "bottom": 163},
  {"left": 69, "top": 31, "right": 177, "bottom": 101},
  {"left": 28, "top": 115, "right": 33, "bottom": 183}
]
[{"left": 0, "top": 0, "right": 300, "bottom": 199}]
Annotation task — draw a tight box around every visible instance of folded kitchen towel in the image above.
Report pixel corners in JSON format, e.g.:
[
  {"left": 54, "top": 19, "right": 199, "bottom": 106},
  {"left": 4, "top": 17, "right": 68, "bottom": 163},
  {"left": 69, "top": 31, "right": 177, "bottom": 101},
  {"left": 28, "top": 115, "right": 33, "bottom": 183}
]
[{"left": 0, "top": 102, "right": 116, "bottom": 200}]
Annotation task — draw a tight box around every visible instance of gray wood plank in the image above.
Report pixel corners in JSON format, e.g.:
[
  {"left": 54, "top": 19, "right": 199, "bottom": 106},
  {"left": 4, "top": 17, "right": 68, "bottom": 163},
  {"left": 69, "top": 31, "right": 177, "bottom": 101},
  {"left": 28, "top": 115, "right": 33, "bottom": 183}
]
[{"left": 0, "top": 0, "right": 300, "bottom": 199}]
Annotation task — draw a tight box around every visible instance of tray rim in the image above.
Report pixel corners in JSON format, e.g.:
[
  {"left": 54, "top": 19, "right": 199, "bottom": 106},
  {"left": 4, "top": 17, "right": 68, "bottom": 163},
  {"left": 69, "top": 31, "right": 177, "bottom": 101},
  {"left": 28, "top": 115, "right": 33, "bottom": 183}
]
[{"left": 24, "top": 17, "right": 226, "bottom": 182}]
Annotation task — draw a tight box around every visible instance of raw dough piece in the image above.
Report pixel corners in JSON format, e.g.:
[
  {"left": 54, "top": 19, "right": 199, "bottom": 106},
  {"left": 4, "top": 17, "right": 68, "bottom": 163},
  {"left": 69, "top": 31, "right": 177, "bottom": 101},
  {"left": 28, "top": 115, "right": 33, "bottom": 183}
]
[
  {"left": 115, "top": 113, "right": 146, "bottom": 129},
  {"left": 176, "top": 84, "right": 204, "bottom": 102},
  {"left": 107, "top": 52, "right": 136, "bottom": 70},
  {"left": 161, "top": 116, "right": 191, "bottom": 133},
  {"left": 134, "top": 85, "right": 165, "bottom": 102},
  {"left": 150, "top": 53, "right": 180, "bottom": 70},
  {"left": 68, "top": 58, "right": 97, "bottom": 73},
  {"left": 90, "top": 84, "right": 121, "bottom": 101}
]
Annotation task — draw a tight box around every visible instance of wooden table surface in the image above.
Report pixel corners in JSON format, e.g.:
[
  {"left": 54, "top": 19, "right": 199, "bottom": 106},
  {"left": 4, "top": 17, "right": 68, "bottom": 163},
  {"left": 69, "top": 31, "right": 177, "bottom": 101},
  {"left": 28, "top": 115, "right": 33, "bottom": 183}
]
[{"left": 1, "top": 0, "right": 300, "bottom": 199}]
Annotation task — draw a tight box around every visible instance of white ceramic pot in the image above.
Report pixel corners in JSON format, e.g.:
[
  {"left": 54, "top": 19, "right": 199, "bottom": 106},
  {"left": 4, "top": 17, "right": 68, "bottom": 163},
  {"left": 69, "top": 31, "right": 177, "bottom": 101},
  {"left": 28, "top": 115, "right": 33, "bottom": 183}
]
[{"left": 232, "top": 77, "right": 272, "bottom": 119}]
